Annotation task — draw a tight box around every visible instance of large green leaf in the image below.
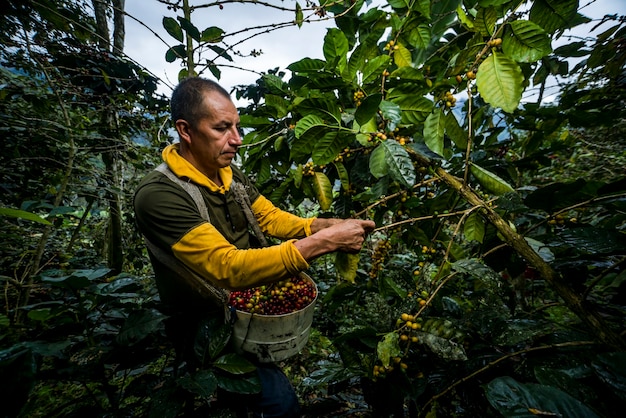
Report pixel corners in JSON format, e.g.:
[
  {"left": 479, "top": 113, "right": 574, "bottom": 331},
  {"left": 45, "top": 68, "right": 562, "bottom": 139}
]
[
  {"left": 323, "top": 28, "right": 349, "bottom": 72},
  {"left": 178, "top": 17, "right": 200, "bottom": 42},
  {"left": 178, "top": 370, "right": 218, "bottom": 399},
  {"left": 0, "top": 207, "right": 51, "bottom": 225},
  {"left": 445, "top": 111, "right": 468, "bottom": 149},
  {"left": 592, "top": 352, "right": 626, "bottom": 401},
  {"left": 485, "top": 376, "right": 600, "bottom": 418},
  {"left": 311, "top": 128, "right": 350, "bottom": 166},
  {"left": 362, "top": 55, "right": 391, "bottom": 84},
  {"left": 377, "top": 332, "right": 401, "bottom": 368},
  {"left": 474, "top": 7, "right": 497, "bottom": 37},
  {"left": 379, "top": 100, "right": 403, "bottom": 131},
  {"left": 333, "top": 161, "right": 351, "bottom": 192},
  {"left": 310, "top": 171, "right": 333, "bottom": 211},
  {"left": 355, "top": 93, "right": 382, "bottom": 126},
  {"left": 424, "top": 108, "right": 445, "bottom": 156},
  {"left": 408, "top": 24, "right": 431, "bottom": 49},
  {"left": 393, "top": 43, "right": 412, "bottom": 67},
  {"left": 294, "top": 114, "right": 324, "bottom": 138},
  {"left": 417, "top": 332, "right": 467, "bottom": 361},
  {"left": 116, "top": 308, "right": 165, "bottom": 346},
  {"left": 503, "top": 20, "right": 552, "bottom": 63},
  {"left": 464, "top": 212, "right": 485, "bottom": 243},
  {"left": 369, "top": 144, "right": 388, "bottom": 179},
  {"left": 41, "top": 268, "right": 111, "bottom": 290},
  {"left": 382, "top": 140, "right": 416, "bottom": 187},
  {"left": 213, "top": 353, "right": 257, "bottom": 375},
  {"left": 335, "top": 252, "right": 359, "bottom": 283},
  {"left": 529, "top": 0, "right": 579, "bottom": 34},
  {"left": 162, "top": 17, "right": 183, "bottom": 42},
  {"left": 287, "top": 58, "right": 326, "bottom": 73},
  {"left": 476, "top": 51, "right": 524, "bottom": 113},
  {"left": 388, "top": 90, "right": 433, "bottom": 125},
  {"left": 217, "top": 373, "right": 262, "bottom": 394},
  {"left": 469, "top": 163, "right": 515, "bottom": 195},
  {"left": 200, "top": 26, "right": 224, "bottom": 43}
]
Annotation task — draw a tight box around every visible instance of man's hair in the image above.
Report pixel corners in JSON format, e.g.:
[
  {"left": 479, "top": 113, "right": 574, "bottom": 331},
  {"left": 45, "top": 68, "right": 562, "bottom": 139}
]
[{"left": 170, "top": 77, "right": 231, "bottom": 129}]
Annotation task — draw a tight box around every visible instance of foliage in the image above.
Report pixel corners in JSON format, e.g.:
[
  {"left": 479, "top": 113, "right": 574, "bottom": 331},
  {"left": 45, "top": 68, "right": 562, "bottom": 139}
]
[
  {"left": 1, "top": 0, "right": 626, "bottom": 417},
  {"left": 231, "top": 0, "right": 626, "bottom": 416}
]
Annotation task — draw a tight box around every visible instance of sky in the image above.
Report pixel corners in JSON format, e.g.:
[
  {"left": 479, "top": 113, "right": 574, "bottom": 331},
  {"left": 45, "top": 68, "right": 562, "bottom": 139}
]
[{"left": 123, "top": 0, "right": 626, "bottom": 102}]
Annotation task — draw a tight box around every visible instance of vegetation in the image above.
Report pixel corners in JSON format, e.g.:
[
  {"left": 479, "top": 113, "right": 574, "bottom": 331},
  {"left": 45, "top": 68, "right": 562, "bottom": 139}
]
[{"left": 1, "top": 0, "right": 625, "bottom": 417}]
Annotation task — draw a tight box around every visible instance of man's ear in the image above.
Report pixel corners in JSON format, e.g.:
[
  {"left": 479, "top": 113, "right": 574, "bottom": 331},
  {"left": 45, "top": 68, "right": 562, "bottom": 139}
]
[{"left": 175, "top": 119, "right": 192, "bottom": 145}]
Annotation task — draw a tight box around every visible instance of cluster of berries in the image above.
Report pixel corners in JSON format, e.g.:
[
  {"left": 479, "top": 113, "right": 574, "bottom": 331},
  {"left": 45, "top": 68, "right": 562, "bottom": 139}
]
[{"left": 229, "top": 276, "right": 317, "bottom": 315}]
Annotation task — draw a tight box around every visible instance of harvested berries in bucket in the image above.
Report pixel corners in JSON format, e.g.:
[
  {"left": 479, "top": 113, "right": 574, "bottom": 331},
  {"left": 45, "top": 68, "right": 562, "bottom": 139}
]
[{"left": 229, "top": 276, "right": 316, "bottom": 315}]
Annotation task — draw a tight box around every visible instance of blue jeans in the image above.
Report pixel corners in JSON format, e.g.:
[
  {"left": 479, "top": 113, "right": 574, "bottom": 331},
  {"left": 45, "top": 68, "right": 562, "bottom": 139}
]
[{"left": 249, "top": 363, "right": 301, "bottom": 418}]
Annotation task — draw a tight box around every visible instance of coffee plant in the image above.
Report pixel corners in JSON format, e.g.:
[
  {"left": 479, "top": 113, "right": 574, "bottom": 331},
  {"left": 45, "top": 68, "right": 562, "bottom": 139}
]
[
  {"left": 230, "top": 0, "right": 626, "bottom": 416},
  {"left": 2, "top": 0, "right": 625, "bottom": 417}
]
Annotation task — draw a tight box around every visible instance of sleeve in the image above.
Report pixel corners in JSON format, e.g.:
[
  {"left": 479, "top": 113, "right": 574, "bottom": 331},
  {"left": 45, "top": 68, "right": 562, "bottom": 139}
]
[
  {"left": 251, "top": 195, "right": 315, "bottom": 239},
  {"left": 172, "top": 223, "right": 309, "bottom": 290}
]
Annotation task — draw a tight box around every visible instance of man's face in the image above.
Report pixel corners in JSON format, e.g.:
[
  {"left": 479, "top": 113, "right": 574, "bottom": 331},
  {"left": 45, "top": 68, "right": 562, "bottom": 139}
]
[{"left": 184, "top": 90, "right": 242, "bottom": 176}]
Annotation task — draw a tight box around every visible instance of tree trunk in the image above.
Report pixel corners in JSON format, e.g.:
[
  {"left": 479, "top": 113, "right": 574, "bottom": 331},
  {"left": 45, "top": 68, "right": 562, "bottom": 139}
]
[{"left": 92, "top": 0, "right": 125, "bottom": 274}]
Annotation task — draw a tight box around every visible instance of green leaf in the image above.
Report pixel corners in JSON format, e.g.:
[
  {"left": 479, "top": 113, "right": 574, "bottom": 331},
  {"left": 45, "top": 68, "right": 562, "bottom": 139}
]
[
  {"left": 503, "top": 20, "right": 552, "bottom": 63},
  {"left": 475, "top": 7, "right": 497, "bottom": 37},
  {"left": 311, "top": 172, "right": 333, "bottom": 211},
  {"left": 116, "top": 308, "right": 165, "bottom": 346},
  {"left": 377, "top": 332, "right": 401, "bottom": 368},
  {"left": 476, "top": 51, "right": 524, "bottom": 113},
  {"left": 311, "top": 129, "right": 350, "bottom": 166},
  {"left": 417, "top": 332, "right": 467, "bottom": 360},
  {"left": 530, "top": 0, "right": 578, "bottom": 34},
  {"left": 179, "top": 17, "right": 200, "bottom": 42},
  {"left": 592, "top": 352, "right": 626, "bottom": 402},
  {"left": 469, "top": 163, "right": 515, "bottom": 195},
  {"left": 0, "top": 207, "right": 51, "bottom": 225},
  {"left": 323, "top": 28, "right": 349, "bottom": 72},
  {"left": 464, "top": 212, "right": 485, "bottom": 243},
  {"left": 333, "top": 161, "right": 351, "bottom": 192},
  {"left": 201, "top": 26, "right": 224, "bottom": 43},
  {"left": 162, "top": 16, "right": 183, "bottom": 42},
  {"left": 388, "top": 91, "right": 433, "bottom": 125},
  {"left": 485, "top": 376, "right": 600, "bottom": 418},
  {"left": 369, "top": 144, "right": 388, "bottom": 178},
  {"left": 213, "top": 353, "right": 256, "bottom": 375},
  {"left": 413, "top": 0, "right": 431, "bottom": 19},
  {"left": 362, "top": 55, "right": 391, "bottom": 84},
  {"left": 424, "top": 108, "right": 445, "bottom": 156},
  {"left": 408, "top": 24, "right": 431, "bottom": 49},
  {"left": 295, "top": 114, "right": 324, "bottom": 138},
  {"left": 217, "top": 373, "right": 262, "bottom": 394},
  {"left": 355, "top": 93, "right": 382, "bottom": 126},
  {"left": 41, "top": 268, "right": 111, "bottom": 290},
  {"left": 295, "top": 2, "right": 303, "bottom": 27},
  {"left": 379, "top": 100, "right": 403, "bottom": 131},
  {"left": 287, "top": 58, "right": 326, "bottom": 72},
  {"left": 178, "top": 370, "right": 218, "bottom": 399},
  {"left": 393, "top": 43, "right": 412, "bottom": 67},
  {"left": 382, "top": 140, "right": 416, "bottom": 187},
  {"left": 444, "top": 111, "right": 467, "bottom": 149},
  {"left": 165, "top": 45, "right": 186, "bottom": 63},
  {"left": 335, "top": 252, "right": 360, "bottom": 283}
]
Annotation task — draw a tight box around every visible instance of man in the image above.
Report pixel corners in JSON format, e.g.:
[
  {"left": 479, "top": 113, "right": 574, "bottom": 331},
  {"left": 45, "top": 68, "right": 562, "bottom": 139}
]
[{"left": 133, "top": 77, "right": 375, "bottom": 417}]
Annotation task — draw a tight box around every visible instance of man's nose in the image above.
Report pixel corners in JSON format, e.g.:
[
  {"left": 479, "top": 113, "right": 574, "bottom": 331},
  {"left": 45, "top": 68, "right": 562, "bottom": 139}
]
[{"left": 230, "top": 127, "right": 243, "bottom": 145}]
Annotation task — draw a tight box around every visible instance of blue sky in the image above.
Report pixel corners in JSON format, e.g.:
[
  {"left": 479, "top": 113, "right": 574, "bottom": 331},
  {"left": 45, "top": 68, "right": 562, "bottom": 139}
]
[{"left": 124, "top": 0, "right": 626, "bottom": 101}]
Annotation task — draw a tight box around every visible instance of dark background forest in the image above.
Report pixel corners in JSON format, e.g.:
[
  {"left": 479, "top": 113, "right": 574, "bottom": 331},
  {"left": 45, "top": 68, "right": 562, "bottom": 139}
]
[{"left": 1, "top": 0, "right": 625, "bottom": 417}]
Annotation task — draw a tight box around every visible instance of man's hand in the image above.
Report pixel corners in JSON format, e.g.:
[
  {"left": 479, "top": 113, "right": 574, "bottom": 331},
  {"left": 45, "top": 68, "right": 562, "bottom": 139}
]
[{"left": 295, "top": 218, "right": 376, "bottom": 261}]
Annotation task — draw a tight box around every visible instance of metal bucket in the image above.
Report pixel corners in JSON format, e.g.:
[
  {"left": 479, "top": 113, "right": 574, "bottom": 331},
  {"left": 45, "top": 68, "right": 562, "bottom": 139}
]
[{"left": 231, "top": 273, "right": 317, "bottom": 363}]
